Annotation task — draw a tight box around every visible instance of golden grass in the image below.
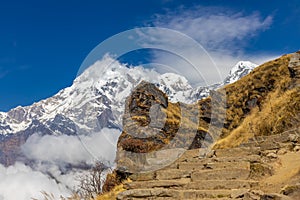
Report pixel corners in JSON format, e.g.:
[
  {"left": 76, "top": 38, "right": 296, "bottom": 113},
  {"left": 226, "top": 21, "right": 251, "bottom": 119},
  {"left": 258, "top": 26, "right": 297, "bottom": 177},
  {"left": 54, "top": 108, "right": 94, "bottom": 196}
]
[
  {"left": 214, "top": 53, "right": 300, "bottom": 148},
  {"left": 95, "top": 184, "right": 125, "bottom": 200},
  {"left": 96, "top": 178, "right": 131, "bottom": 200},
  {"left": 215, "top": 88, "right": 300, "bottom": 148}
]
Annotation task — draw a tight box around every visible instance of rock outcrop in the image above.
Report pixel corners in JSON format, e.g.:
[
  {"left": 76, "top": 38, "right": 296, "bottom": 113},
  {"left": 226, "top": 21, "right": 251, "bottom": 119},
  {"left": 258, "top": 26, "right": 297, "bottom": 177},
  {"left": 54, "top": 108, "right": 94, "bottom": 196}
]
[
  {"left": 116, "top": 129, "right": 300, "bottom": 199},
  {"left": 107, "top": 51, "right": 300, "bottom": 199},
  {"left": 116, "top": 81, "right": 215, "bottom": 173}
]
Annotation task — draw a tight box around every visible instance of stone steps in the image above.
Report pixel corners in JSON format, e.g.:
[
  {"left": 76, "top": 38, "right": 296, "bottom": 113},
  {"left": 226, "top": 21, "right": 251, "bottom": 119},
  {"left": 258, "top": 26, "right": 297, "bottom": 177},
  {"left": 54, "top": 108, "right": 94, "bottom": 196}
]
[
  {"left": 156, "top": 169, "right": 191, "bottom": 180},
  {"left": 178, "top": 154, "right": 261, "bottom": 164},
  {"left": 191, "top": 168, "right": 250, "bottom": 181},
  {"left": 124, "top": 179, "right": 190, "bottom": 190},
  {"left": 117, "top": 131, "right": 300, "bottom": 199},
  {"left": 240, "top": 131, "right": 299, "bottom": 150},
  {"left": 177, "top": 147, "right": 260, "bottom": 162},
  {"left": 178, "top": 160, "right": 250, "bottom": 171},
  {"left": 247, "top": 132, "right": 292, "bottom": 143},
  {"left": 130, "top": 161, "right": 251, "bottom": 181},
  {"left": 186, "top": 180, "right": 258, "bottom": 190},
  {"left": 214, "top": 147, "right": 260, "bottom": 157},
  {"left": 125, "top": 179, "right": 258, "bottom": 190},
  {"left": 117, "top": 188, "right": 241, "bottom": 199},
  {"left": 240, "top": 140, "right": 282, "bottom": 150}
]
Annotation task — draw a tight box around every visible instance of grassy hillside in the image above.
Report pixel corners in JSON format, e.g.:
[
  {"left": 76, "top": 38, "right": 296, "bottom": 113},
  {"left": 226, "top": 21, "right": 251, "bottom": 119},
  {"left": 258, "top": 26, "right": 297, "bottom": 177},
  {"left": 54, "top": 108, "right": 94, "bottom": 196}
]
[
  {"left": 215, "top": 53, "right": 299, "bottom": 148},
  {"left": 98, "top": 51, "right": 300, "bottom": 199}
]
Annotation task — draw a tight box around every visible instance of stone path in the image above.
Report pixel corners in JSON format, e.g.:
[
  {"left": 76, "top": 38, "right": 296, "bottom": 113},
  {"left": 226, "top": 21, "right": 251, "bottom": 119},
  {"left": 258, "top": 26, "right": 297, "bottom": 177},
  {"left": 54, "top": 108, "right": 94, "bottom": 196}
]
[{"left": 116, "top": 129, "right": 300, "bottom": 199}]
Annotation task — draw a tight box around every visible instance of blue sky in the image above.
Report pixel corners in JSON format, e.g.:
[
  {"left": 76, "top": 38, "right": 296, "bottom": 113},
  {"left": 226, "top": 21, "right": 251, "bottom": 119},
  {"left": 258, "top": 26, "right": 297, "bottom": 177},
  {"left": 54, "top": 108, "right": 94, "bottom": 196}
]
[{"left": 0, "top": 0, "right": 299, "bottom": 111}]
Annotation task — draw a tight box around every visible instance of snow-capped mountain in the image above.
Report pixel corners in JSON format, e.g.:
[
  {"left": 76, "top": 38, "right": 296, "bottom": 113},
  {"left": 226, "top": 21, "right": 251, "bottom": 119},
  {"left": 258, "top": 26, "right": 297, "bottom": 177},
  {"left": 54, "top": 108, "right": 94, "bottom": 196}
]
[
  {"left": 0, "top": 57, "right": 257, "bottom": 137},
  {"left": 0, "top": 56, "right": 191, "bottom": 137},
  {"left": 223, "top": 61, "right": 257, "bottom": 85},
  {"left": 189, "top": 61, "right": 258, "bottom": 101}
]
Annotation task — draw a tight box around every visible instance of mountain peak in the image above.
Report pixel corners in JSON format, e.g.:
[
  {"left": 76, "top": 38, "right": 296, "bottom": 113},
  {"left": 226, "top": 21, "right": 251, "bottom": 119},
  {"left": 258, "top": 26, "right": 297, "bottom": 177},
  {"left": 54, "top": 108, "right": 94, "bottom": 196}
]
[
  {"left": 224, "top": 61, "right": 258, "bottom": 85},
  {"left": 0, "top": 58, "right": 257, "bottom": 138}
]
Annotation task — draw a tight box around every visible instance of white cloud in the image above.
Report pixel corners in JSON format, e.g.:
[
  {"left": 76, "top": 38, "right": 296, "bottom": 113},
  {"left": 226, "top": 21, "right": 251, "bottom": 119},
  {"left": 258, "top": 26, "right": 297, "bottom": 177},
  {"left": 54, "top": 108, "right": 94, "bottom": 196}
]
[
  {"left": 151, "top": 6, "right": 272, "bottom": 51},
  {"left": 141, "top": 6, "right": 278, "bottom": 84},
  {"left": 22, "top": 128, "right": 121, "bottom": 167},
  {"left": 0, "top": 128, "right": 121, "bottom": 200},
  {"left": 0, "top": 162, "right": 70, "bottom": 200}
]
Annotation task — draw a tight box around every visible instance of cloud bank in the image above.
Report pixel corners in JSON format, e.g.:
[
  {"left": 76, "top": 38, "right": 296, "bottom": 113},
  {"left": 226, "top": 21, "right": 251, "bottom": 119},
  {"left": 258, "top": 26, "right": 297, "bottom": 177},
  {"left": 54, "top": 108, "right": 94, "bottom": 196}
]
[
  {"left": 0, "top": 162, "right": 70, "bottom": 200},
  {"left": 0, "top": 128, "right": 121, "bottom": 200},
  {"left": 22, "top": 128, "right": 121, "bottom": 166}
]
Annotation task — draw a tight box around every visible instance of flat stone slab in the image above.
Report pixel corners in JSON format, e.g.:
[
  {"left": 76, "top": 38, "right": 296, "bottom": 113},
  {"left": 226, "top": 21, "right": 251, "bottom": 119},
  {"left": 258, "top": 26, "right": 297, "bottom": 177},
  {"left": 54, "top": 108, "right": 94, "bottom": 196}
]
[
  {"left": 180, "top": 189, "right": 233, "bottom": 199},
  {"left": 116, "top": 188, "right": 177, "bottom": 199},
  {"left": 124, "top": 179, "right": 190, "bottom": 190},
  {"left": 215, "top": 147, "right": 260, "bottom": 157},
  {"left": 178, "top": 160, "right": 250, "bottom": 171},
  {"left": 186, "top": 180, "right": 258, "bottom": 190},
  {"left": 129, "top": 172, "right": 156, "bottom": 181},
  {"left": 117, "top": 188, "right": 236, "bottom": 199},
  {"left": 156, "top": 169, "right": 191, "bottom": 180},
  {"left": 177, "top": 154, "right": 262, "bottom": 165},
  {"left": 191, "top": 168, "right": 250, "bottom": 181}
]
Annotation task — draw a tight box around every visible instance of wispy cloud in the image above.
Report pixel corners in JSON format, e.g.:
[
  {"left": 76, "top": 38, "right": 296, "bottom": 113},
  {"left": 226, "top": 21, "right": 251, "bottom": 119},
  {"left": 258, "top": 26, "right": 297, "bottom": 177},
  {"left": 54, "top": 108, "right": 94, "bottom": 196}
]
[
  {"left": 143, "top": 6, "right": 277, "bottom": 83},
  {"left": 151, "top": 6, "right": 272, "bottom": 51}
]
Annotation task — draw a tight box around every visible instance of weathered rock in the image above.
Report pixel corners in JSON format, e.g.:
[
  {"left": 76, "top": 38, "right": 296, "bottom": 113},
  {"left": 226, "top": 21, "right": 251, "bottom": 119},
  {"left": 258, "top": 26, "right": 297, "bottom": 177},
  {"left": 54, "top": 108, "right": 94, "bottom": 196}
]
[
  {"left": 261, "top": 193, "right": 292, "bottom": 200},
  {"left": 266, "top": 152, "right": 278, "bottom": 159},
  {"left": 231, "top": 188, "right": 250, "bottom": 199},
  {"left": 116, "top": 82, "right": 208, "bottom": 173},
  {"left": 191, "top": 168, "right": 250, "bottom": 181},
  {"left": 156, "top": 169, "right": 190, "bottom": 180},
  {"left": 293, "top": 145, "right": 300, "bottom": 152},
  {"left": 124, "top": 179, "right": 190, "bottom": 190},
  {"left": 129, "top": 172, "right": 156, "bottom": 181},
  {"left": 186, "top": 180, "right": 258, "bottom": 190},
  {"left": 215, "top": 147, "right": 260, "bottom": 157},
  {"left": 288, "top": 134, "right": 299, "bottom": 143},
  {"left": 280, "top": 184, "right": 300, "bottom": 198}
]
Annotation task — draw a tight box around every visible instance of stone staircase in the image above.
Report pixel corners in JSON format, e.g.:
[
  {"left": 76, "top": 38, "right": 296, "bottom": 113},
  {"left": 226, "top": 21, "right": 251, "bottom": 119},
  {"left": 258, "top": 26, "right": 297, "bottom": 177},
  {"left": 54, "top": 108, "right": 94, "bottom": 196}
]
[{"left": 116, "top": 129, "right": 300, "bottom": 199}]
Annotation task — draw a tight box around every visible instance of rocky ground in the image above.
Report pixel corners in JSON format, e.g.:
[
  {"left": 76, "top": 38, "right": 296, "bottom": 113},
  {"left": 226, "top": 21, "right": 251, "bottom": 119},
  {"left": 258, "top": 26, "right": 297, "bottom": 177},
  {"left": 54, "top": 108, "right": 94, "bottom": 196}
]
[{"left": 116, "top": 128, "right": 300, "bottom": 200}]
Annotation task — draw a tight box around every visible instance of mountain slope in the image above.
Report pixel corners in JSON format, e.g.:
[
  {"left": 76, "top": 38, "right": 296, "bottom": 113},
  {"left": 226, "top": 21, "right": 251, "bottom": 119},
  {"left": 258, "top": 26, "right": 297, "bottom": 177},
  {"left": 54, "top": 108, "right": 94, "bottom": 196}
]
[
  {"left": 100, "top": 51, "right": 300, "bottom": 200},
  {"left": 215, "top": 51, "right": 300, "bottom": 148},
  {"left": 0, "top": 56, "right": 256, "bottom": 166},
  {"left": 0, "top": 58, "right": 256, "bottom": 137},
  {"left": 0, "top": 59, "right": 256, "bottom": 137}
]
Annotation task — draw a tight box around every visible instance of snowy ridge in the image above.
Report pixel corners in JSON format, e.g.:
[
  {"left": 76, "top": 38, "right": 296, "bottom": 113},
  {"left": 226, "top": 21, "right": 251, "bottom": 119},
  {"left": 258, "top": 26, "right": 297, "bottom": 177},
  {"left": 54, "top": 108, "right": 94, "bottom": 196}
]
[
  {"left": 0, "top": 56, "right": 257, "bottom": 136},
  {"left": 223, "top": 61, "right": 258, "bottom": 85}
]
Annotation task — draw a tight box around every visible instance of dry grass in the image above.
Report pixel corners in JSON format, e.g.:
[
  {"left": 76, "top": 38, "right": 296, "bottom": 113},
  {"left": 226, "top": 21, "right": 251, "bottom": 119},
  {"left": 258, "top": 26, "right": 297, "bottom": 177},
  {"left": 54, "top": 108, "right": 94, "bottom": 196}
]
[
  {"left": 96, "top": 176, "right": 131, "bottom": 200},
  {"left": 215, "top": 88, "right": 300, "bottom": 148},
  {"left": 214, "top": 53, "right": 300, "bottom": 148},
  {"left": 95, "top": 183, "right": 126, "bottom": 200}
]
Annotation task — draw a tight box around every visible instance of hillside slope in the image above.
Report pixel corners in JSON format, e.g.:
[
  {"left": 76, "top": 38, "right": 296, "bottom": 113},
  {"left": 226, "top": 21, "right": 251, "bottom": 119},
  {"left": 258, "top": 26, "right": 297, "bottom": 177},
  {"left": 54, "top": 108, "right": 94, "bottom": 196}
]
[
  {"left": 215, "top": 51, "right": 300, "bottom": 148},
  {"left": 101, "top": 51, "right": 300, "bottom": 199}
]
